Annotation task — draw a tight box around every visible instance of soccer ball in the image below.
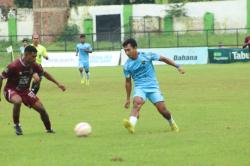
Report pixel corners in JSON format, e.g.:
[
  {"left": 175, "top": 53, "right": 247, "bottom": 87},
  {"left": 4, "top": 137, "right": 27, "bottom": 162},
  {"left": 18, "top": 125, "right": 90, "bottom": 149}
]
[{"left": 74, "top": 122, "right": 92, "bottom": 137}]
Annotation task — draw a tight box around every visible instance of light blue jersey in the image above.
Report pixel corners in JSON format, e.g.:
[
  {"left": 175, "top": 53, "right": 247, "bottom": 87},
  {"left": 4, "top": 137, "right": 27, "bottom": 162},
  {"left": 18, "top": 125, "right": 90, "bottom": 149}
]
[
  {"left": 76, "top": 43, "right": 92, "bottom": 62},
  {"left": 124, "top": 52, "right": 160, "bottom": 89},
  {"left": 20, "top": 46, "right": 25, "bottom": 56},
  {"left": 123, "top": 52, "right": 164, "bottom": 103},
  {"left": 76, "top": 42, "right": 92, "bottom": 70}
]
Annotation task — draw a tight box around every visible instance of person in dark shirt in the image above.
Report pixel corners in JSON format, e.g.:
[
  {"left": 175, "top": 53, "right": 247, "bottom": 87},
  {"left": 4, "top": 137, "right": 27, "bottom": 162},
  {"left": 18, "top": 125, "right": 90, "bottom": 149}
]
[
  {"left": 243, "top": 36, "right": 250, "bottom": 48},
  {"left": 243, "top": 36, "right": 250, "bottom": 57},
  {"left": 0, "top": 45, "right": 66, "bottom": 135}
]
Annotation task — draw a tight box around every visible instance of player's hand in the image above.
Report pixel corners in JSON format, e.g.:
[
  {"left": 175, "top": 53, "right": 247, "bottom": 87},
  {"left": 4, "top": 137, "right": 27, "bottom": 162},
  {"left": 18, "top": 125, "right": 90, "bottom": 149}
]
[
  {"left": 124, "top": 100, "right": 130, "bottom": 109},
  {"left": 178, "top": 66, "right": 185, "bottom": 74},
  {"left": 58, "top": 84, "right": 66, "bottom": 92}
]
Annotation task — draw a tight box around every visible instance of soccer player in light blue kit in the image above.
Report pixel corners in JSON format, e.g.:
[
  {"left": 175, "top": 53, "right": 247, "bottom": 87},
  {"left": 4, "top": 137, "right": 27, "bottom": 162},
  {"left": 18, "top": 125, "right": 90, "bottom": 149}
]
[
  {"left": 76, "top": 34, "right": 93, "bottom": 85},
  {"left": 122, "top": 38, "right": 185, "bottom": 133},
  {"left": 19, "top": 38, "right": 29, "bottom": 57}
]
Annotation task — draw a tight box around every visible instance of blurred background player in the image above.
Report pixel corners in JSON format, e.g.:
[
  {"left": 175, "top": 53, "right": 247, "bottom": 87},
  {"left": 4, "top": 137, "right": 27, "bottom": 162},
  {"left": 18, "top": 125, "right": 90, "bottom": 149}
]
[
  {"left": 242, "top": 35, "right": 250, "bottom": 57},
  {"left": 122, "top": 38, "right": 185, "bottom": 134},
  {"left": 0, "top": 45, "right": 65, "bottom": 135},
  {"left": 75, "top": 34, "right": 93, "bottom": 85},
  {"left": 19, "top": 38, "right": 29, "bottom": 57},
  {"left": 31, "top": 34, "right": 49, "bottom": 94}
]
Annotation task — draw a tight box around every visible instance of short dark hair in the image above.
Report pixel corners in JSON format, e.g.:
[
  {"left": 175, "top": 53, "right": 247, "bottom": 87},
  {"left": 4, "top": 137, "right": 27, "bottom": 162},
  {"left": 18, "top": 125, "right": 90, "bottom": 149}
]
[
  {"left": 22, "top": 38, "right": 29, "bottom": 43},
  {"left": 24, "top": 45, "right": 37, "bottom": 54},
  {"left": 122, "top": 38, "right": 137, "bottom": 48},
  {"left": 80, "top": 34, "right": 86, "bottom": 38}
]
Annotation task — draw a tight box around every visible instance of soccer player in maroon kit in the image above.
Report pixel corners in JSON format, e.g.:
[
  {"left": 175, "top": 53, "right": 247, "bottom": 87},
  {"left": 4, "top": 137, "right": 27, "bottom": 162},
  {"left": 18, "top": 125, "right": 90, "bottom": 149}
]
[
  {"left": 0, "top": 45, "right": 66, "bottom": 135},
  {"left": 243, "top": 36, "right": 250, "bottom": 57}
]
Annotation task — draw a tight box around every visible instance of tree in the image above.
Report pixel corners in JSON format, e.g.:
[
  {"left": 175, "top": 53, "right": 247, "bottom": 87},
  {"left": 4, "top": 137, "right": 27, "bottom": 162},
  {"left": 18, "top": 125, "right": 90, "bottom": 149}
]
[
  {"left": 14, "top": 0, "right": 33, "bottom": 8},
  {"left": 58, "top": 24, "right": 80, "bottom": 41},
  {"left": 165, "top": 2, "right": 187, "bottom": 17}
]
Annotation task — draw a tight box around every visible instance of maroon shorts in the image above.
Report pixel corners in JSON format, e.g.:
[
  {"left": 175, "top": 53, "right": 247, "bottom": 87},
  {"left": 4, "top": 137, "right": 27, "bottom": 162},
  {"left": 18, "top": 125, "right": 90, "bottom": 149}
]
[{"left": 4, "top": 88, "right": 39, "bottom": 107}]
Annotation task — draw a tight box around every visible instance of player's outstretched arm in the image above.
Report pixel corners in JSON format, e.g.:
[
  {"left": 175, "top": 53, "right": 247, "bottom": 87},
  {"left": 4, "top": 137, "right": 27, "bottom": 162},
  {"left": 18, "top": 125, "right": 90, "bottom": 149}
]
[
  {"left": 43, "top": 55, "right": 49, "bottom": 60},
  {"left": 159, "top": 55, "right": 185, "bottom": 74},
  {"left": 43, "top": 71, "right": 66, "bottom": 91},
  {"left": 42, "top": 53, "right": 49, "bottom": 60},
  {"left": 124, "top": 77, "right": 132, "bottom": 109},
  {"left": 42, "top": 47, "right": 49, "bottom": 60}
]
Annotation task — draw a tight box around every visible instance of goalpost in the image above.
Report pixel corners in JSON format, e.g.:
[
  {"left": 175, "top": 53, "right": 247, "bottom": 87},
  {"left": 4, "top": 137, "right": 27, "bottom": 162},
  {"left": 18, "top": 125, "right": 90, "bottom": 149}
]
[{"left": 6, "top": 45, "right": 14, "bottom": 62}]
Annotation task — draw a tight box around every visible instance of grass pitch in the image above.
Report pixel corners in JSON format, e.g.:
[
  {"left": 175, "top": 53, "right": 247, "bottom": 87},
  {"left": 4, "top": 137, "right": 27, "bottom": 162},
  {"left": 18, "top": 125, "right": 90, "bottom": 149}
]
[{"left": 0, "top": 63, "right": 249, "bottom": 166}]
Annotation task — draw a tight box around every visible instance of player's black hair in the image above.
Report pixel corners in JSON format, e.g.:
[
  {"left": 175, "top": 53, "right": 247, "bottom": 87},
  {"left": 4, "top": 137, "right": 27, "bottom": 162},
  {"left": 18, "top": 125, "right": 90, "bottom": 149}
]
[
  {"left": 22, "top": 38, "right": 29, "bottom": 43},
  {"left": 24, "top": 45, "right": 37, "bottom": 54},
  {"left": 80, "top": 34, "right": 86, "bottom": 38},
  {"left": 122, "top": 38, "right": 137, "bottom": 48}
]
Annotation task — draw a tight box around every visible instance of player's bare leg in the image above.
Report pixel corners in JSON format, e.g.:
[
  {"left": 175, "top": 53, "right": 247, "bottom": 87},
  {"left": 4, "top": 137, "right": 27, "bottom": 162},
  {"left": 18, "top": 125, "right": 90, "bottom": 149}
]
[
  {"left": 9, "top": 94, "right": 23, "bottom": 135},
  {"left": 32, "top": 100, "right": 54, "bottom": 133},
  {"left": 123, "top": 96, "right": 144, "bottom": 133},
  {"left": 131, "top": 97, "right": 144, "bottom": 117},
  {"left": 155, "top": 101, "right": 179, "bottom": 132},
  {"left": 85, "top": 70, "right": 90, "bottom": 85},
  {"left": 79, "top": 67, "right": 85, "bottom": 84}
]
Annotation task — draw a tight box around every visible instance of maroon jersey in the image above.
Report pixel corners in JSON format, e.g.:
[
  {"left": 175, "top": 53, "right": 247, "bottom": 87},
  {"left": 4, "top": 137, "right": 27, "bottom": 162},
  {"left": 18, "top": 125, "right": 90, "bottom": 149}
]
[
  {"left": 0, "top": 58, "right": 44, "bottom": 92},
  {"left": 244, "top": 36, "right": 250, "bottom": 44}
]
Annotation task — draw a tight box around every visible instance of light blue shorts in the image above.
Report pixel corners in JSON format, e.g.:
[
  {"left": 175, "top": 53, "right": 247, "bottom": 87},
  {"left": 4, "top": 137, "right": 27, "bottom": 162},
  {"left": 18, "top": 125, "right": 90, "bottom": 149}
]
[
  {"left": 133, "top": 88, "right": 164, "bottom": 104},
  {"left": 79, "top": 61, "right": 89, "bottom": 71}
]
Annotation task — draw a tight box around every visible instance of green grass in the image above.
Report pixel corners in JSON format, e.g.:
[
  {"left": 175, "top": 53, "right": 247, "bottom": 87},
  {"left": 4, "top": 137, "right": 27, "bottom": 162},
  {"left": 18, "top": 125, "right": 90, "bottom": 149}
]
[
  {"left": 0, "top": 52, "right": 12, "bottom": 72},
  {"left": 0, "top": 64, "right": 250, "bottom": 165}
]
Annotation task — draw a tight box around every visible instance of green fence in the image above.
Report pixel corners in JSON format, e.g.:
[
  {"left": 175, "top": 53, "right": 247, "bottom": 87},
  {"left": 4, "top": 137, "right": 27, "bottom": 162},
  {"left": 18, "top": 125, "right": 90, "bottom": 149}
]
[{"left": 0, "top": 28, "right": 249, "bottom": 52}]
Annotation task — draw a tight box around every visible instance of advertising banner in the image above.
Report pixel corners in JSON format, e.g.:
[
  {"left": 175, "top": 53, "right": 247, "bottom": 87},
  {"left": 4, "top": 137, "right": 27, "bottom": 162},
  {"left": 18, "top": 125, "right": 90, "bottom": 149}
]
[
  {"left": 42, "top": 51, "right": 120, "bottom": 67},
  {"left": 208, "top": 48, "right": 250, "bottom": 63},
  {"left": 121, "top": 47, "right": 208, "bottom": 65}
]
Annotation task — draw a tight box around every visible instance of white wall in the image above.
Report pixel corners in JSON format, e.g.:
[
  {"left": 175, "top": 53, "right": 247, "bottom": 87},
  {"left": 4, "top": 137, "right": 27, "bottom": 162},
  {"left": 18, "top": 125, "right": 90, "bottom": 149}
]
[
  {"left": 16, "top": 9, "right": 34, "bottom": 39},
  {"left": 132, "top": 4, "right": 166, "bottom": 17},
  {"left": 0, "top": 8, "right": 33, "bottom": 41},
  {"left": 0, "top": 21, "right": 8, "bottom": 40},
  {"left": 132, "top": 0, "right": 247, "bottom": 31},
  {"left": 69, "top": 6, "right": 89, "bottom": 33},
  {"left": 185, "top": 0, "right": 246, "bottom": 30}
]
